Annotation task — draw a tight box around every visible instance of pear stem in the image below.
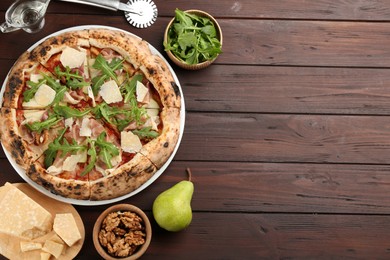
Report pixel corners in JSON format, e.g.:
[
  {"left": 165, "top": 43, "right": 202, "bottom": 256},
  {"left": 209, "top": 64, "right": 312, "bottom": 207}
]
[{"left": 186, "top": 167, "right": 192, "bottom": 182}]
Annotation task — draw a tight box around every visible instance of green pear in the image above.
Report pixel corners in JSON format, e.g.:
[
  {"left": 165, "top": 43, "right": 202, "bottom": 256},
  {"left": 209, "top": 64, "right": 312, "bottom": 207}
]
[{"left": 152, "top": 169, "right": 194, "bottom": 232}]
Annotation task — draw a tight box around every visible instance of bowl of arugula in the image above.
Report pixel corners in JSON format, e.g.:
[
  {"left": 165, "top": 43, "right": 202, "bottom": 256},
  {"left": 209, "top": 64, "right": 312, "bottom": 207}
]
[{"left": 164, "top": 9, "right": 223, "bottom": 70}]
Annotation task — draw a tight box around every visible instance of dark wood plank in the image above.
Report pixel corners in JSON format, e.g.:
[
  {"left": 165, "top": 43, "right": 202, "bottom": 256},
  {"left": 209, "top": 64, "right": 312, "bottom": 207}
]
[
  {"left": 178, "top": 113, "right": 390, "bottom": 164},
  {"left": 153, "top": 0, "right": 390, "bottom": 21},
  {"left": 2, "top": 16, "right": 390, "bottom": 68},
  {"left": 4, "top": 63, "right": 390, "bottom": 115},
  {"left": 3, "top": 159, "right": 390, "bottom": 214},
  {"left": 2, "top": 113, "right": 390, "bottom": 164},
  {"left": 180, "top": 65, "right": 390, "bottom": 114},
  {"left": 130, "top": 161, "right": 390, "bottom": 214},
  {"left": 3, "top": 0, "right": 390, "bottom": 21},
  {"left": 75, "top": 211, "right": 390, "bottom": 259},
  {"left": 222, "top": 19, "right": 390, "bottom": 67}
]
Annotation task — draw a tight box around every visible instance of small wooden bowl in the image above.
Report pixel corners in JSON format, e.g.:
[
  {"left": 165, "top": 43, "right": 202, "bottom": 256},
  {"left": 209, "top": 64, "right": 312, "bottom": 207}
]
[
  {"left": 93, "top": 204, "right": 152, "bottom": 260},
  {"left": 164, "top": 9, "right": 223, "bottom": 70}
]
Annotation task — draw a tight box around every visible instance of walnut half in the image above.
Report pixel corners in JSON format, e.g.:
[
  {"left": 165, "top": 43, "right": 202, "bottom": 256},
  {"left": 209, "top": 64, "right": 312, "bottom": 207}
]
[{"left": 98, "top": 210, "right": 146, "bottom": 258}]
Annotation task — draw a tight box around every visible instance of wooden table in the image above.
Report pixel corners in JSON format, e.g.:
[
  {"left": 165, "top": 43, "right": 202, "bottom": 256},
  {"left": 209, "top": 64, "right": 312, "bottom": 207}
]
[{"left": 2, "top": 0, "right": 390, "bottom": 258}]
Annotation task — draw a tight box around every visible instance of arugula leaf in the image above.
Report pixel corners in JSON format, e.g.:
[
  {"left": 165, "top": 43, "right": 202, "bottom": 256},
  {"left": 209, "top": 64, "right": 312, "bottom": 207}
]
[
  {"left": 23, "top": 79, "right": 47, "bottom": 102},
  {"left": 25, "top": 114, "right": 62, "bottom": 134},
  {"left": 51, "top": 85, "right": 67, "bottom": 106},
  {"left": 54, "top": 66, "right": 83, "bottom": 81},
  {"left": 81, "top": 139, "right": 97, "bottom": 176},
  {"left": 56, "top": 139, "right": 87, "bottom": 157},
  {"left": 43, "top": 128, "right": 86, "bottom": 168},
  {"left": 53, "top": 105, "right": 91, "bottom": 119},
  {"left": 54, "top": 66, "right": 89, "bottom": 90},
  {"left": 43, "top": 128, "right": 67, "bottom": 168},
  {"left": 92, "top": 102, "right": 146, "bottom": 130},
  {"left": 38, "top": 72, "right": 67, "bottom": 106},
  {"left": 96, "top": 132, "right": 120, "bottom": 156},
  {"left": 95, "top": 132, "right": 120, "bottom": 169},
  {"left": 41, "top": 73, "right": 63, "bottom": 92},
  {"left": 164, "top": 8, "right": 222, "bottom": 65},
  {"left": 133, "top": 127, "right": 159, "bottom": 139},
  {"left": 91, "top": 74, "right": 109, "bottom": 95},
  {"left": 91, "top": 55, "right": 124, "bottom": 94},
  {"left": 122, "top": 74, "right": 143, "bottom": 104}
]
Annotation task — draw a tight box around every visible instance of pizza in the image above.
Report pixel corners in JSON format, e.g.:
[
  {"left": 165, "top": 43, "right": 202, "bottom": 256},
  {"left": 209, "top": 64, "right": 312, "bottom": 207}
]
[{"left": 0, "top": 28, "right": 181, "bottom": 201}]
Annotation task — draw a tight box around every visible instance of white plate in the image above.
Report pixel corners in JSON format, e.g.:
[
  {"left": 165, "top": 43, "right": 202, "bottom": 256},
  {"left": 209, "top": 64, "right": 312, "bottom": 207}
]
[{"left": 0, "top": 25, "right": 185, "bottom": 206}]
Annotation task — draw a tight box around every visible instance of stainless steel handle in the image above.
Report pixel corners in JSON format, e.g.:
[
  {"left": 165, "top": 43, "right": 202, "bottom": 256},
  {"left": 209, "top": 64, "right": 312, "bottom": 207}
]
[{"left": 58, "top": 0, "right": 120, "bottom": 11}]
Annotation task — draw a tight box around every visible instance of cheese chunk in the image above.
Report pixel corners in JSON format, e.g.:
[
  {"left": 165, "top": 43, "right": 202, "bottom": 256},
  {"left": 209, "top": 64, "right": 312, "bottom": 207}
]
[
  {"left": 22, "top": 110, "right": 45, "bottom": 124},
  {"left": 20, "top": 241, "right": 42, "bottom": 252},
  {"left": 42, "top": 240, "right": 64, "bottom": 259},
  {"left": 60, "top": 47, "right": 86, "bottom": 69},
  {"left": 40, "top": 251, "right": 51, "bottom": 260},
  {"left": 30, "top": 73, "right": 43, "bottom": 83},
  {"left": 64, "top": 117, "right": 74, "bottom": 129},
  {"left": 22, "top": 98, "right": 44, "bottom": 109},
  {"left": 87, "top": 85, "right": 96, "bottom": 107},
  {"left": 136, "top": 81, "right": 149, "bottom": 102},
  {"left": 0, "top": 183, "right": 52, "bottom": 239},
  {"left": 62, "top": 153, "right": 85, "bottom": 172},
  {"left": 146, "top": 108, "right": 159, "bottom": 117},
  {"left": 145, "top": 98, "right": 160, "bottom": 109},
  {"left": 99, "top": 80, "right": 123, "bottom": 104},
  {"left": 34, "top": 84, "right": 56, "bottom": 106},
  {"left": 145, "top": 115, "right": 160, "bottom": 131},
  {"left": 53, "top": 213, "right": 81, "bottom": 247},
  {"left": 121, "top": 131, "right": 142, "bottom": 153},
  {"left": 49, "top": 233, "right": 65, "bottom": 245},
  {"left": 80, "top": 117, "right": 92, "bottom": 137}
]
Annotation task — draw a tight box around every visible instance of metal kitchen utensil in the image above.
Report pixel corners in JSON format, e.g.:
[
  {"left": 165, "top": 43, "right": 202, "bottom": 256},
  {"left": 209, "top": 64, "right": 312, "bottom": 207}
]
[{"left": 58, "top": 0, "right": 158, "bottom": 28}]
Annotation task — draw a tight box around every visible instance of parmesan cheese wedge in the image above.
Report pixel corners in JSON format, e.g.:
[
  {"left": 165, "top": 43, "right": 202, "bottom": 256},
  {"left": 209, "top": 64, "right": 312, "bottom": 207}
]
[
  {"left": 40, "top": 251, "right": 51, "bottom": 260},
  {"left": 99, "top": 80, "right": 123, "bottom": 104},
  {"left": 60, "top": 47, "right": 86, "bottom": 69},
  {"left": 0, "top": 183, "right": 53, "bottom": 239},
  {"left": 22, "top": 84, "right": 56, "bottom": 109},
  {"left": 136, "top": 81, "right": 149, "bottom": 103},
  {"left": 62, "top": 153, "right": 86, "bottom": 172},
  {"left": 146, "top": 98, "right": 160, "bottom": 109},
  {"left": 53, "top": 213, "right": 81, "bottom": 247},
  {"left": 80, "top": 117, "right": 92, "bottom": 137},
  {"left": 30, "top": 73, "right": 43, "bottom": 83},
  {"left": 42, "top": 240, "right": 64, "bottom": 259},
  {"left": 34, "top": 84, "right": 56, "bottom": 106},
  {"left": 22, "top": 110, "right": 45, "bottom": 124},
  {"left": 121, "top": 131, "right": 142, "bottom": 153},
  {"left": 87, "top": 85, "right": 96, "bottom": 107},
  {"left": 20, "top": 241, "right": 42, "bottom": 252}
]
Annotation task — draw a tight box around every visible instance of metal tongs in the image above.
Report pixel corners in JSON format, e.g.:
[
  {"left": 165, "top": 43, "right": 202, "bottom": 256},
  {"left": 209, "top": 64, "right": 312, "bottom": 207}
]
[{"left": 58, "top": 0, "right": 158, "bottom": 28}]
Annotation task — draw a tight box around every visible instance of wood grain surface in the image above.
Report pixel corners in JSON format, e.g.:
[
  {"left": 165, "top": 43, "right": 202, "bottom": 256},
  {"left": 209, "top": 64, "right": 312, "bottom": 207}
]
[{"left": 1, "top": 0, "right": 390, "bottom": 259}]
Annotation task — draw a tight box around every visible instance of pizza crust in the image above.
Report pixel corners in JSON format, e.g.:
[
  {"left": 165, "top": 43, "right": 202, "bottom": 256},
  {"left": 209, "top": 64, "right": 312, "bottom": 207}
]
[
  {"left": 90, "top": 153, "right": 157, "bottom": 200},
  {"left": 88, "top": 28, "right": 151, "bottom": 70},
  {"left": 140, "top": 55, "right": 181, "bottom": 108},
  {"left": 140, "top": 107, "right": 181, "bottom": 168},
  {"left": 27, "top": 162, "right": 91, "bottom": 200},
  {"left": 2, "top": 52, "right": 37, "bottom": 108},
  {"left": 28, "top": 30, "right": 90, "bottom": 66}
]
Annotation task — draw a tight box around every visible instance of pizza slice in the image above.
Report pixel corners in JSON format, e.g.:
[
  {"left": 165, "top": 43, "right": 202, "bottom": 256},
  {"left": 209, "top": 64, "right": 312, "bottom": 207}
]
[
  {"left": 26, "top": 116, "right": 93, "bottom": 200},
  {"left": 2, "top": 52, "right": 57, "bottom": 109},
  {"left": 0, "top": 107, "right": 65, "bottom": 169}
]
